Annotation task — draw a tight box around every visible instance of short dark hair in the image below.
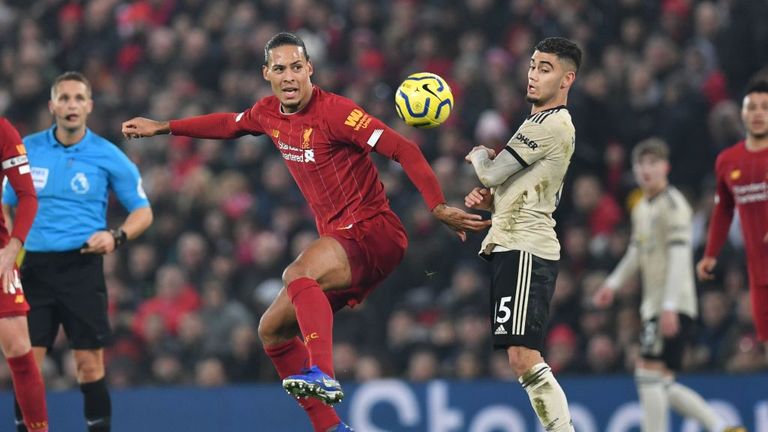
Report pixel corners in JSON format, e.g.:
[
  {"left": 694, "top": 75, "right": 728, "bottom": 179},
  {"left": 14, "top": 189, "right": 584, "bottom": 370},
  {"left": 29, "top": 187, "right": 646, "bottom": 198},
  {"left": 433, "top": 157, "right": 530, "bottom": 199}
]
[
  {"left": 51, "top": 71, "right": 91, "bottom": 99},
  {"left": 263, "top": 32, "right": 309, "bottom": 65},
  {"left": 632, "top": 137, "right": 669, "bottom": 164},
  {"left": 535, "top": 37, "right": 582, "bottom": 73},
  {"left": 745, "top": 76, "right": 768, "bottom": 96}
]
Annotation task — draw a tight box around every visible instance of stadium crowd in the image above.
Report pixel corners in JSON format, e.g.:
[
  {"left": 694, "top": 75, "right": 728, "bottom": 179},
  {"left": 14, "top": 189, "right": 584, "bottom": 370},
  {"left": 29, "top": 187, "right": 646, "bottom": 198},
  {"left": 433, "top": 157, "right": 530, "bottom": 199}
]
[{"left": 0, "top": 0, "right": 766, "bottom": 389}]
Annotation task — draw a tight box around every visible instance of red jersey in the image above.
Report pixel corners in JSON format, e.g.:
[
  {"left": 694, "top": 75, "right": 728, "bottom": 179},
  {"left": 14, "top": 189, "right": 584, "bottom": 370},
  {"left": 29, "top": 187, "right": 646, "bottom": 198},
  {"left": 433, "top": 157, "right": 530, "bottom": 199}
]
[
  {"left": 170, "top": 87, "right": 444, "bottom": 236},
  {"left": 0, "top": 118, "right": 37, "bottom": 247},
  {"left": 705, "top": 140, "right": 768, "bottom": 284}
]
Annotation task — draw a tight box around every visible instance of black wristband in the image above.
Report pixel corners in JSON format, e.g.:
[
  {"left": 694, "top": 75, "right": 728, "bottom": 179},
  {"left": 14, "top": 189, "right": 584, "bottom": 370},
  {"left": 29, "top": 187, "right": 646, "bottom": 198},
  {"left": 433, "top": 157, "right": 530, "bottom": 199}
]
[{"left": 110, "top": 228, "right": 128, "bottom": 249}]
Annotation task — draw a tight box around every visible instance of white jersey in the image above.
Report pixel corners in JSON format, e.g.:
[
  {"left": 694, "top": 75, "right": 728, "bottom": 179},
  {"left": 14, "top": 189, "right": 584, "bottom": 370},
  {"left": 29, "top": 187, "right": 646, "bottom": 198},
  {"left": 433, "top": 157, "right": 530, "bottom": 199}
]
[
  {"left": 606, "top": 186, "right": 698, "bottom": 320},
  {"left": 480, "top": 106, "right": 574, "bottom": 261}
]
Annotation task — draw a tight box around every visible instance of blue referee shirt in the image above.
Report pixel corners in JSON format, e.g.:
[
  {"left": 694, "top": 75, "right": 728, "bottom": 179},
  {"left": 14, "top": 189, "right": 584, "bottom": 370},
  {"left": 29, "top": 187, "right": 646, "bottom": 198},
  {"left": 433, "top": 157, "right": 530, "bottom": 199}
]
[{"left": 2, "top": 126, "right": 150, "bottom": 252}]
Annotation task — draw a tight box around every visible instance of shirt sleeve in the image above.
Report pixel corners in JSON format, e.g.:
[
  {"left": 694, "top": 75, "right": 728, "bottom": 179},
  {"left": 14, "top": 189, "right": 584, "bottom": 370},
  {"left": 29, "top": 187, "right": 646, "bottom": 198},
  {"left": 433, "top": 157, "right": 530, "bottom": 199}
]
[
  {"left": 605, "top": 210, "right": 640, "bottom": 290},
  {"left": 469, "top": 148, "right": 526, "bottom": 187},
  {"left": 169, "top": 103, "right": 265, "bottom": 139},
  {"left": 504, "top": 120, "right": 561, "bottom": 168},
  {"left": 106, "top": 146, "right": 150, "bottom": 212},
  {"left": 660, "top": 195, "right": 693, "bottom": 310},
  {"left": 703, "top": 153, "right": 735, "bottom": 258},
  {"left": 0, "top": 119, "right": 37, "bottom": 242},
  {"left": 2, "top": 174, "right": 18, "bottom": 206},
  {"left": 326, "top": 96, "right": 445, "bottom": 210}
]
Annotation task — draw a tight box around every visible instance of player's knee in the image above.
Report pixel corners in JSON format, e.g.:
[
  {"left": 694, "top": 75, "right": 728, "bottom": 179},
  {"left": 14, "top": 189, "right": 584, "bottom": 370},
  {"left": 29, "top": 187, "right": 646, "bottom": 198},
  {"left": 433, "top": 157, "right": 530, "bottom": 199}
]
[
  {"left": 257, "top": 314, "right": 277, "bottom": 345},
  {"left": 1, "top": 335, "right": 31, "bottom": 358},
  {"left": 507, "top": 346, "right": 540, "bottom": 378},
  {"left": 76, "top": 359, "right": 104, "bottom": 383},
  {"left": 282, "top": 262, "right": 311, "bottom": 287}
]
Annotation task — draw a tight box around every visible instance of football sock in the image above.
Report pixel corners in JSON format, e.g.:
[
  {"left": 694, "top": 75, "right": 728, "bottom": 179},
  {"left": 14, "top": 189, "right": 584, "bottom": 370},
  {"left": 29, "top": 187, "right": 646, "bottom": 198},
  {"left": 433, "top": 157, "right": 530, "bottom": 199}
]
[
  {"left": 8, "top": 351, "right": 48, "bottom": 431},
  {"left": 635, "top": 368, "right": 669, "bottom": 432},
  {"left": 286, "top": 277, "right": 334, "bottom": 376},
  {"left": 265, "top": 338, "right": 340, "bottom": 432},
  {"left": 80, "top": 378, "right": 111, "bottom": 432},
  {"left": 519, "top": 363, "right": 574, "bottom": 432},
  {"left": 665, "top": 378, "right": 724, "bottom": 432}
]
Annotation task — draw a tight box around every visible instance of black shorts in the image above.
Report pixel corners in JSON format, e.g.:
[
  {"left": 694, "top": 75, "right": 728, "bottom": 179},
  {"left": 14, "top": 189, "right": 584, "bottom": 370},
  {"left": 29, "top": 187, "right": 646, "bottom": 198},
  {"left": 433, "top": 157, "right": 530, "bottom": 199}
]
[
  {"left": 21, "top": 250, "right": 111, "bottom": 350},
  {"left": 639, "top": 314, "right": 694, "bottom": 371},
  {"left": 488, "top": 250, "right": 558, "bottom": 351}
]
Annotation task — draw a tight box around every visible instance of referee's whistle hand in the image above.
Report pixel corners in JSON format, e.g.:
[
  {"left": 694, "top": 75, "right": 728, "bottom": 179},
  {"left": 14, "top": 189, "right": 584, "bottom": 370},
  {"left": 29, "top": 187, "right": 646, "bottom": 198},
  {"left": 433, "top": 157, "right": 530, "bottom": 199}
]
[{"left": 80, "top": 231, "right": 116, "bottom": 255}]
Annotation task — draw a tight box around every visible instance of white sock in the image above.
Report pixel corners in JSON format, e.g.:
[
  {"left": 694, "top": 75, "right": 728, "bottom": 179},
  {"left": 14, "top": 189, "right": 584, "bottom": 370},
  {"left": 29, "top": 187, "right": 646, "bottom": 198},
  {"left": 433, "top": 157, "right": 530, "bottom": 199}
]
[
  {"left": 635, "top": 368, "right": 669, "bottom": 432},
  {"left": 666, "top": 379, "right": 725, "bottom": 432},
  {"left": 518, "top": 363, "right": 574, "bottom": 432}
]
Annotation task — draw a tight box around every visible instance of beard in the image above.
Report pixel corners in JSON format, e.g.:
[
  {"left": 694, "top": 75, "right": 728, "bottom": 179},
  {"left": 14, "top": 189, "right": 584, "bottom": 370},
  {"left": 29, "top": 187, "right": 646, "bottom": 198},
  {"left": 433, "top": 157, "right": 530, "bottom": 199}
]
[{"left": 525, "top": 94, "right": 539, "bottom": 104}]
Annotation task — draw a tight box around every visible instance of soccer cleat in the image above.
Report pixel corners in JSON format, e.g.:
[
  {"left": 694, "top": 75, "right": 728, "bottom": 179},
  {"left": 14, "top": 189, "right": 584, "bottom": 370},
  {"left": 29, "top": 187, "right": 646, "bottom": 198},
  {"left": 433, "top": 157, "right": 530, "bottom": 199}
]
[
  {"left": 723, "top": 427, "right": 746, "bottom": 432},
  {"left": 282, "top": 365, "right": 345, "bottom": 405},
  {"left": 327, "top": 422, "right": 354, "bottom": 432}
]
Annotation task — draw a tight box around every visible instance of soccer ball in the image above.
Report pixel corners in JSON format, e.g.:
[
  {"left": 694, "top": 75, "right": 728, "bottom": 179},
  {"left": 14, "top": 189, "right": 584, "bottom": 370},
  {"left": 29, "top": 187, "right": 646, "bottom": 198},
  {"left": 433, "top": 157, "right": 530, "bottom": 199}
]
[{"left": 395, "top": 72, "right": 454, "bottom": 128}]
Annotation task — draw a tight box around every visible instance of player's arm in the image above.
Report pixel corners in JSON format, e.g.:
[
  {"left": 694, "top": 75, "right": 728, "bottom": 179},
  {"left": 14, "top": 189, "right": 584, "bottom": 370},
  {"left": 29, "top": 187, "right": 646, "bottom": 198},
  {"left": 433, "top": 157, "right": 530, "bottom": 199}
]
[
  {"left": 467, "top": 120, "right": 557, "bottom": 187},
  {"left": 122, "top": 106, "right": 263, "bottom": 140},
  {"left": 81, "top": 150, "right": 152, "bottom": 254},
  {"left": 658, "top": 201, "right": 693, "bottom": 336},
  {"left": 697, "top": 154, "right": 735, "bottom": 280},
  {"left": 0, "top": 119, "right": 37, "bottom": 292},
  {"left": 328, "top": 100, "right": 490, "bottom": 240},
  {"left": 593, "top": 222, "right": 640, "bottom": 307},
  {"left": 374, "top": 127, "right": 492, "bottom": 239}
]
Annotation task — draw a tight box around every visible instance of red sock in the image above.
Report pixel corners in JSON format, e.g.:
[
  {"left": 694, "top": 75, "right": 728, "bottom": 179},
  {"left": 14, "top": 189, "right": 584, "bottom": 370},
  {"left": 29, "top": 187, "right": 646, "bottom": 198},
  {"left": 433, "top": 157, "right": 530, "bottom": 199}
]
[
  {"left": 265, "top": 338, "right": 340, "bottom": 431},
  {"left": 286, "top": 277, "right": 335, "bottom": 376},
  {"left": 8, "top": 351, "right": 48, "bottom": 431}
]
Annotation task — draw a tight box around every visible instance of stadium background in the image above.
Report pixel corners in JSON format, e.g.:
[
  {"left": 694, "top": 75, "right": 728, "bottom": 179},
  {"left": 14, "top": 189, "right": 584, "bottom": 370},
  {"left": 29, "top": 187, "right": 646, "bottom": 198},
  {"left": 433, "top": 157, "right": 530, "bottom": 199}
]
[{"left": 0, "top": 0, "right": 767, "bottom": 430}]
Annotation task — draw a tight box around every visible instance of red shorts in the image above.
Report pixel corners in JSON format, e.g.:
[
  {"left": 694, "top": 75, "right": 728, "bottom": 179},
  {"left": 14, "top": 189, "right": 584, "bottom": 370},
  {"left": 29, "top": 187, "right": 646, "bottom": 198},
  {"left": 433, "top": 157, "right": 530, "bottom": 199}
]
[
  {"left": 751, "top": 283, "right": 768, "bottom": 341},
  {"left": 0, "top": 267, "right": 29, "bottom": 318},
  {"left": 326, "top": 211, "right": 408, "bottom": 312}
]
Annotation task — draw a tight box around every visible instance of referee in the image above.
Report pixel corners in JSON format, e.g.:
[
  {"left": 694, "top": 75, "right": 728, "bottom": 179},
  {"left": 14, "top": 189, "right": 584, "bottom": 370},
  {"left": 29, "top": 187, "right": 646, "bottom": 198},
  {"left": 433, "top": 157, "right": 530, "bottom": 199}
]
[{"left": 2, "top": 72, "right": 152, "bottom": 432}]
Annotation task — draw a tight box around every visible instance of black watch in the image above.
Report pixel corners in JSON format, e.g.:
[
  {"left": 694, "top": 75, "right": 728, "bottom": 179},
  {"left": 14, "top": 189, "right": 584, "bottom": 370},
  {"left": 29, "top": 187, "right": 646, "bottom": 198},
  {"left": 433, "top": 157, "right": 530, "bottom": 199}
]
[{"left": 109, "top": 228, "right": 128, "bottom": 249}]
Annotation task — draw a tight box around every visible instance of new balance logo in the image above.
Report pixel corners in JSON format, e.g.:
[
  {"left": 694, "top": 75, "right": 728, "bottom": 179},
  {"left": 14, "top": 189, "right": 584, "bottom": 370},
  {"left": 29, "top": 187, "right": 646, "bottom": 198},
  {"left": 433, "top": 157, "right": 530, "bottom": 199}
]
[{"left": 494, "top": 324, "right": 507, "bottom": 335}]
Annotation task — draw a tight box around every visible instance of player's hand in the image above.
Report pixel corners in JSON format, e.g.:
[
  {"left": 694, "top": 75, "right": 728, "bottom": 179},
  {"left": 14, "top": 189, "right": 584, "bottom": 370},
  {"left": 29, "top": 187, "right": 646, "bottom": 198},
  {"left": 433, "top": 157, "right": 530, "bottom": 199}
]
[
  {"left": 80, "top": 231, "right": 116, "bottom": 255},
  {"left": 464, "top": 146, "right": 496, "bottom": 163},
  {"left": 696, "top": 256, "right": 717, "bottom": 281},
  {"left": 121, "top": 117, "right": 170, "bottom": 139},
  {"left": 464, "top": 187, "right": 493, "bottom": 211},
  {"left": 432, "top": 203, "right": 491, "bottom": 241},
  {"left": 592, "top": 286, "right": 615, "bottom": 308},
  {"left": 0, "top": 238, "right": 22, "bottom": 294},
  {"left": 660, "top": 310, "right": 679, "bottom": 337}
]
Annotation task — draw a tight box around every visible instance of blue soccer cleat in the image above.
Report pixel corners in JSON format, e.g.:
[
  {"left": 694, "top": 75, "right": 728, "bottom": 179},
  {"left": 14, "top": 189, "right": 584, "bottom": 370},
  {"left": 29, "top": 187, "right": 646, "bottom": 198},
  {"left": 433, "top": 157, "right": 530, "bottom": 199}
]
[
  {"left": 327, "top": 422, "right": 354, "bottom": 431},
  {"left": 282, "top": 365, "right": 344, "bottom": 405}
]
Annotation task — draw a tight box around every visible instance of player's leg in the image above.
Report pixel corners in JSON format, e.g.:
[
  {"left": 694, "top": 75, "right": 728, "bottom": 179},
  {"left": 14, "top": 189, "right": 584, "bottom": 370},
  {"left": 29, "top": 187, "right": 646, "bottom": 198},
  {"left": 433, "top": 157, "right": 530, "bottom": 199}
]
[
  {"left": 491, "top": 250, "right": 573, "bottom": 432},
  {"left": 661, "top": 314, "right": 737, "bottom": 432},
  {"left": 281, "top": 236, "right": 352, "bottom": 377},
  {"left": 0, "top": 315, "right": 48, "bottom": 432},
  {"left": 258, "top": 237, "right": 352, "bottom": 427},
  {"left": 10, "top": 256, "right": 54, "bottom": 432},
  {"left": 634, "top": 358, "right": 670, "bottom": 432},
  {"left": 259, "top": 291, "right": 342, "bottom": 431},
  {"left": 72, "top": 349, "right": 111, "bottom": 432},
  {"left": 749, "top": 283, "right": 768, "bottom": 356}
]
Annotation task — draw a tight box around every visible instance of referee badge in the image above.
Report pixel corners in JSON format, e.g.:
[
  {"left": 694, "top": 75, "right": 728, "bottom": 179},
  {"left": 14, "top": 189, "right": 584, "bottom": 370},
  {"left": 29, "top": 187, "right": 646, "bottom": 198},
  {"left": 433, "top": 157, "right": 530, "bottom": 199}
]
[{"left": 71, "top": 172, "right": 90, "bottom": 194}]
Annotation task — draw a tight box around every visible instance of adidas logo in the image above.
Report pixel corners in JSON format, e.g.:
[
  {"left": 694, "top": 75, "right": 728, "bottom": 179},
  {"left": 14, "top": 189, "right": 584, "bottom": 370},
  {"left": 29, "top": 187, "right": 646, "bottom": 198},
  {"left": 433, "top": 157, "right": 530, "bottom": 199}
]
[{"left": 494, "top": 324, "right": 507, "bottom": 335}]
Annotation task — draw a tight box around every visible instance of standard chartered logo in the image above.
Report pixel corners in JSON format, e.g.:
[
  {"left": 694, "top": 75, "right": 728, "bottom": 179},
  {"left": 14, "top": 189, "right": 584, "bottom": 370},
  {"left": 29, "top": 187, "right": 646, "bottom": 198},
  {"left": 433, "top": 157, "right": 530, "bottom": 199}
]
[{"left": 345, "top": 381, "right": 755, "bottom": 432}]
